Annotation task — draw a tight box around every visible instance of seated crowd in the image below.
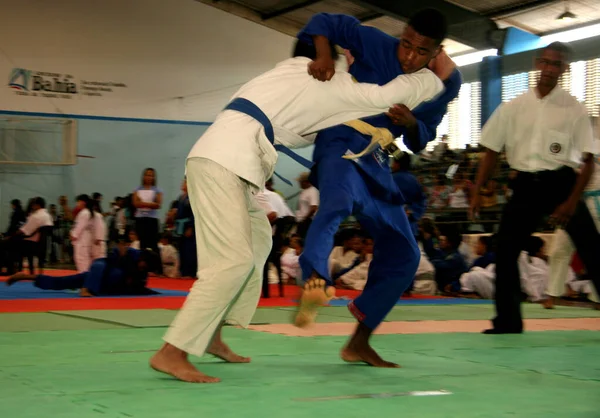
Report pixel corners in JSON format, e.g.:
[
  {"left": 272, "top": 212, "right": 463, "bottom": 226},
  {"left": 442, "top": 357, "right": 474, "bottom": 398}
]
[{"left": 0, "top": 160, "right": 595, "bottom": 308}]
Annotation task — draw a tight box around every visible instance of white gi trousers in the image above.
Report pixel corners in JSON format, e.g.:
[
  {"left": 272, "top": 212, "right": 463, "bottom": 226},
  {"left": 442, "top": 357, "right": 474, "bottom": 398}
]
[
  {"left": 547, "top": 194, "right": 600, "bottom": 303},
  {"left": 74, "top": 243, "right": 93, "bottom": 273},
  {"left": 163, "top": 158, "right": 272, "bottom": 357}
]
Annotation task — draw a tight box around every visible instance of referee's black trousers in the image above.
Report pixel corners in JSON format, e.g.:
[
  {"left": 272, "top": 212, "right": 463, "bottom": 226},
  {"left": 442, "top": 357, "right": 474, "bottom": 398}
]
[{"left": 493, "top": 167, "right": 600, "bottom": 332}]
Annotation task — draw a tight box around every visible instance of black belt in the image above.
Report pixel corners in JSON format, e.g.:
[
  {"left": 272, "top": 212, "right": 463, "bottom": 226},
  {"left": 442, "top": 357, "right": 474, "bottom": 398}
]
[{"left": 516, "top": 166, "right": 573, "bottom": 182}]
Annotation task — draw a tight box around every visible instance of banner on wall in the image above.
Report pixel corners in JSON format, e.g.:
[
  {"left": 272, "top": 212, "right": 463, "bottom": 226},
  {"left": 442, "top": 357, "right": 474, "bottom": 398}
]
[{"left": 8, "top": 68, "right": 127, "bottom": 100}]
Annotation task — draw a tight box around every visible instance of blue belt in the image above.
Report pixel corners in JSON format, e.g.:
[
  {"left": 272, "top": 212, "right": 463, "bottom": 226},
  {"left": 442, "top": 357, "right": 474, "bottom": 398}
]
[{"left": 223, "top": 97, "right": 314, "bottom": 186}]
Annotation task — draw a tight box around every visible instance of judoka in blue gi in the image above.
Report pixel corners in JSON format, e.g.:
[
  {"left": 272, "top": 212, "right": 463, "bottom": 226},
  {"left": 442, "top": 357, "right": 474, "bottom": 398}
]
[
  {"left": 7, "top": 242, "right": 159, "bottom": 297},
  {"left": 295, "top": 9, "right": 462, "bottom": 367}
]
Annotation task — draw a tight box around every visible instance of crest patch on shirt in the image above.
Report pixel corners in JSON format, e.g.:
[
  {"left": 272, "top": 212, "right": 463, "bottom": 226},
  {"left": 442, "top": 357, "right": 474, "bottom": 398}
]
[
  {"left": 372, "top": 147, "right": 388, "bottom": 168},
  {"left": 550, "top": 143, "right": 562, "bottom": 154},
  {"left": 345, "top": 149, "right": 362, "bottom": 166}
]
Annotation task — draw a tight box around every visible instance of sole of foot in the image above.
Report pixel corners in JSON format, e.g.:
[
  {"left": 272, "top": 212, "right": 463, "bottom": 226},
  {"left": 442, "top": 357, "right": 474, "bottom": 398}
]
[{"left": 294, "top": 278, "right": 335, "bottom": 328}]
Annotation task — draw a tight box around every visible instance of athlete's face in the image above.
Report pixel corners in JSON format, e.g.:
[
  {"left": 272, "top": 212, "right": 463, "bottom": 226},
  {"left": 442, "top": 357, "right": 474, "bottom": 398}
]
[
  {"left": 397, "top": 26, "right": 440, "bottom": 74},
  {"left": 535, "top": 48, "right": 568, "bottom": 88}
]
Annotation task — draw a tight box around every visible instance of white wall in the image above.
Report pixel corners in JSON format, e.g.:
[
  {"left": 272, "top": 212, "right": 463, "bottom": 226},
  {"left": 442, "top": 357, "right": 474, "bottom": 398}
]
[
  {"left": 0, "top": 0, "right": 308, "bottom": 229},
  {"left": 0, "top": 0, "right": 296, "bottom": 121}
]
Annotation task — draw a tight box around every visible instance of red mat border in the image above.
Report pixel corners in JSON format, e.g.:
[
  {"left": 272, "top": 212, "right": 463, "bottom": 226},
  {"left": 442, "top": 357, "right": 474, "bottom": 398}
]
[{"left": 0, "top": 274, "right": 447, "bottom": 313}]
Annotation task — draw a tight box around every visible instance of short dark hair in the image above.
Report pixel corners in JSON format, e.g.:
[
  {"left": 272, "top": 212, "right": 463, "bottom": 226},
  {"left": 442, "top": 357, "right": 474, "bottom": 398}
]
[
  {"left": 478, "top": 236, "right": 491, "bottom": 249},
  {"left": 293, "top": 39, "right": 339, "bottom": 61},
  {"left": 541, "top": 41, "right": 573, "bottom": 62},
  {"left": 161, "top": 232, "right": 173, "bottom": 243},
  {"left": 526, "top": 236, "right": 545, "bottom": 257},
  {"left": 33, "top": 197, "right": 46, "bottom": 209},
  {"left": 408, "top": 8, "right": 448, "bottom": 45},
  {"left": 445, "top": 229, "right": 463, "bottom": 249}
]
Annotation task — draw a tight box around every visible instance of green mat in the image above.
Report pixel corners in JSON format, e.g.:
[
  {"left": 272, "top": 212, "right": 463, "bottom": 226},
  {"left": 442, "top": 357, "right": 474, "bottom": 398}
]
[
  {"left": 50, "top": 309, "right": 179, "bottom": 328},
  {"left": 1, "top": 304, "right": 598, "bottom": 332},
  {"left": 0, "top": 313, "right": 127, "bottom": 332},
  {"left": 0, "top": 328, "right": 598, "bottom": 418}
]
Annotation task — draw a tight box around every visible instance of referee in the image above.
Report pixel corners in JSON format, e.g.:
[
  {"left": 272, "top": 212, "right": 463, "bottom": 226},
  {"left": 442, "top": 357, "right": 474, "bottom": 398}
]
[{"left": 470, "top": 41, "right": 600, "bottom": 334}]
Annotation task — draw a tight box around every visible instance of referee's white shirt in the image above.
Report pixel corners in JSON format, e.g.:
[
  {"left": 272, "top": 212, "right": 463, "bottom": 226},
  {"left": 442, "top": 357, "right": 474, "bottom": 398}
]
[{"left": 480, "top": 87, "right": 598, "bottom": 172}]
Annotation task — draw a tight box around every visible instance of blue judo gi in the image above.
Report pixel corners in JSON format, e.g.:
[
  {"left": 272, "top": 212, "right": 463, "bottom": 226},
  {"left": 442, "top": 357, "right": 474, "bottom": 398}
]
[
  {"left": 33, "top": 248, "right": 153, "bottom": 296},
  {"left": 296, "top": 13, "right": 462, "bottom": 329},
  {"left": 392, "top": 170, "right": 427, "bottom": 238}
]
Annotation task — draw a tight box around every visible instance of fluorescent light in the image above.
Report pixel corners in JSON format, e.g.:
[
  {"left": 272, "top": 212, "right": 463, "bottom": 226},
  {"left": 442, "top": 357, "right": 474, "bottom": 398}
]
[
  {"left": 541, "top": 22, "right": 600, "bottom": 44},
  {"left": 451, "top": 49, "right": 498, "bottom": 67}
]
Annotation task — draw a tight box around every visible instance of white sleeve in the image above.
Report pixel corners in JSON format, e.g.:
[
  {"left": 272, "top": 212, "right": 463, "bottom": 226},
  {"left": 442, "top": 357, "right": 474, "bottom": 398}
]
[
  {"left": 339, "top": 260, "right": 371, "bottom": 289},
  {"left": 480, "top": 104, "right": 509, "bottom": 152},
  {"left": 20, "top": 215, "right": 40, "bottom": 237},
  {"left": 335, "top": 69, "right": 444, "bottom": 111},
  {"left": 573, "top": 108, "right": 598, "bottom": 155},
  {"left": 70, "top": 210, "right": 89, "bottom": 240},
  {"left": 255, "top": 192, "right": 276, "bottom": 215},
  {"left": 308, "top": 188, "right": 319, "bottom": 206},
  {"left": 94, "top": 214, "right": 107, "bottom": 241}
]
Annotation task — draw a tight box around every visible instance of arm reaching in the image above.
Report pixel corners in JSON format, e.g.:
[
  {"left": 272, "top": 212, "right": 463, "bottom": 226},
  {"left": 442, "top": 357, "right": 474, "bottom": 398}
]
[
  {"left": 298, "top": 14, "right": 381, "bottom": 62},
  {"left": 339, "top": 69, "right": 444, "bottom": 111},
  {"left": 391, "top": 67, "right": 462, "bottom": 153},
  {"left": 299, "top": 13, "right": 395, "bottom": 81}
]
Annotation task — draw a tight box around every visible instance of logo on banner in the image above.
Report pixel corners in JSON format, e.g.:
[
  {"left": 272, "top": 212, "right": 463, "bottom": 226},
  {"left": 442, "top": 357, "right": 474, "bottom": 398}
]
[
  {"left": 8, "top": 68, "right": 31, "bottom": 91},
  {"left": 8, "top": 68, "right": 78, "bottom": 99},
  {"left": 7, "top": 68, "right": 126, "bottom": 99}
]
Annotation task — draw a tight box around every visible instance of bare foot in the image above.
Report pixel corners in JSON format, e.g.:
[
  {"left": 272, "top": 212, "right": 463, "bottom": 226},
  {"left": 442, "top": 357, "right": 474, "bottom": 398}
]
[
  {"left": 6, "top": 273, "right": 36, "bottom": 286},
  {"left": 79, "top": 288, "right": 93, "bottom": 297},
  {"left": 294, "top": 277, "right": 335, "bottom": 328},
  {"left": 542, "top": 297, "right": 556, "bottom": 309},
  {"left": 340, "top": 343, "right": 400, "bottom": 368},
  {"left": 150, "top": 343, "right": 221, "bottom": 383},
  {"left": 207, "top": 340, "right": 250, "bottom": 363}
]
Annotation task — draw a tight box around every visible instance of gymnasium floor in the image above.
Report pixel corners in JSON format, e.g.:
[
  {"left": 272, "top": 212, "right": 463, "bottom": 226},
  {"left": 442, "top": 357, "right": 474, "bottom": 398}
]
[{"left": 1, "top": 271, "right": 599, "bottom": 417}]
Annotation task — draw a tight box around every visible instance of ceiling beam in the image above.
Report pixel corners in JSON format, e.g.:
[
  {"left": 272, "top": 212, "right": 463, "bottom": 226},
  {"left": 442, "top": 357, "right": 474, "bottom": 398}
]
[
  {"left": 484, "top": 0, "right": 560, "bottom": 19},
  {"left": 194, "top": 0, "right": 302, "bottom": 37},
  {"left": 261, "top": 0, "right": 323, "bottom": 20},
  {"left": 350, "top": 0, "right": 500, "bottom": 50}
]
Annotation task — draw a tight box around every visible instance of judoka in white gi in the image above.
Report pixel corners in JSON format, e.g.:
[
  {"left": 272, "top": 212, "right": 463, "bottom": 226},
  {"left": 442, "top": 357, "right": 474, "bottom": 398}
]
[
  {"left": 545, "top": 156, "right": 600, "bottom": 308},
  {"left": 150, "top": 41, "right": 456, "bottom": 383},
  {"left": 159, "top": 234, "right": 180, "bottom": 279},
  {"left": 71, "top": 195, "right": 106, "bottom": 274}
]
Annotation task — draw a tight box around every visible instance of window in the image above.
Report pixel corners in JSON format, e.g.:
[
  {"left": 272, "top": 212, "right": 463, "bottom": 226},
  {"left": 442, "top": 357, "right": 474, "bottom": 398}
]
[{"left": 502, "top": 72, "right": 529, "bottom": 102}]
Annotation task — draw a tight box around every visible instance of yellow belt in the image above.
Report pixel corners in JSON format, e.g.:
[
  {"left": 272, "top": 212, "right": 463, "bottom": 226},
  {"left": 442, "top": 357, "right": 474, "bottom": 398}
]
[{"left": 342, "top": 120, "right": 396, "bottom": 160}]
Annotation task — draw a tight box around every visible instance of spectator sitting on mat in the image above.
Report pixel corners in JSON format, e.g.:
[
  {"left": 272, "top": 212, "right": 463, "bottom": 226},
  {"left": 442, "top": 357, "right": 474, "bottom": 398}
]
[{"left": 7, "top": 239, "right": 160, "bottom": 297}]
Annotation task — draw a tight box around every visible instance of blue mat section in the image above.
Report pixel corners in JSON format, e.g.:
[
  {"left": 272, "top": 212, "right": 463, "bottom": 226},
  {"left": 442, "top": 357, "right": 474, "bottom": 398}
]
[
  {"left": 327, "top": 298, "right": 493, "bottom": 306},
  {"left": 0, "top": 282, "right": 189, "bottom": 299}
]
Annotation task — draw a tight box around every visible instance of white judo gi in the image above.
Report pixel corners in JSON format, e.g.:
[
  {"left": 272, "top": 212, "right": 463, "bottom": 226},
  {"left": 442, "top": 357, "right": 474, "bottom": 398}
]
[
  {"left": 159, "top": 243, "right": 180, "bottom": 278},
  {"left": 163, "top": 56, "right": 445, "bottom": 357},
  {"left": 71, "top": 210, "right": 105, "bottom": 273},
  {"left": 459, "top": 264, "right": 496, "bottom": 299},
  {"left": 546, "top": 161, "right": 600, "bottom": 303}
]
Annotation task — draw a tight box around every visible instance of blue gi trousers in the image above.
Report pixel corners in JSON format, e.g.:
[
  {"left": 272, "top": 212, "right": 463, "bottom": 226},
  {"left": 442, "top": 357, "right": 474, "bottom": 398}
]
[{"left": 299, "top": 154, "right": 420, "bottom": 330}]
